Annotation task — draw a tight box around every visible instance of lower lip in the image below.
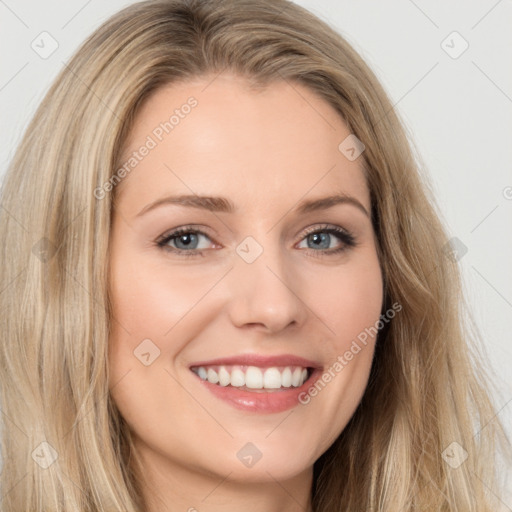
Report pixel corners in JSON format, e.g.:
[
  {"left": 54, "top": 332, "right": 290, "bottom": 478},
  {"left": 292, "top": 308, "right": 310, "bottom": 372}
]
[{"left": 192, "top": 369, "right": 322, "bottom": 413}]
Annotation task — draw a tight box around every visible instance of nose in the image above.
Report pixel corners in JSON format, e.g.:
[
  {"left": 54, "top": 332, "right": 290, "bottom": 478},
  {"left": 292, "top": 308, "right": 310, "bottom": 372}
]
[{"left": 226, "top": 243, "right": 308, "bottom": 334}]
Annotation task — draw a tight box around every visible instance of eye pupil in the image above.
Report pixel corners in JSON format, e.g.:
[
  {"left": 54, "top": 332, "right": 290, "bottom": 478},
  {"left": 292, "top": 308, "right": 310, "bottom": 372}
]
[
  {"left": 176, "top": 233, "right": 198, "bottom": 249},
  {"left": 308, "top": 232, "right": 330, "bottom": 249}
]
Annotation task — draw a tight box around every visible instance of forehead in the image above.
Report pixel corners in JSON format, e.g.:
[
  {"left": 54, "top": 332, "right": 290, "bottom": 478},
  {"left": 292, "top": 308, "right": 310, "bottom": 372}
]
[{"left": 116, "top": 74, "right": 370, "bottom": 213}]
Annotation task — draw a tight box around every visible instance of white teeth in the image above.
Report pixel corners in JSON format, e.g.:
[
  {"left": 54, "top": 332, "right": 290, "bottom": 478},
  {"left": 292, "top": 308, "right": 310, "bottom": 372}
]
[
  {"left": 291, "top": 367, "right": 302, "bottom": 387},
  {"left": 207, "top": 368, "right": 219, "bottom": 384},
  {"left": 193, "top": 364, "right": 311, "bottom": 390},
  {"left": 218, "top": 366, "right": 230, "bottom": 386},
  {"left": 230, "top": 368, "right": 245, "bottom": 387},
  {"left": 245, "top": 366, "right": 263, "bottom": 389},
  {"left": 281, "top": 367, "right": 292, "bottom": 387},
  {"left": 263, "top": 367, "right": 282, "bottom": 389}
]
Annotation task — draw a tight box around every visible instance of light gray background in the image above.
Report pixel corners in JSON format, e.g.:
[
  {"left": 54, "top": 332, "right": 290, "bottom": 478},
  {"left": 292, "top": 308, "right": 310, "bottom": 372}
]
[{"left": 1, "top": 0, "right": 511, "bottom": 498}]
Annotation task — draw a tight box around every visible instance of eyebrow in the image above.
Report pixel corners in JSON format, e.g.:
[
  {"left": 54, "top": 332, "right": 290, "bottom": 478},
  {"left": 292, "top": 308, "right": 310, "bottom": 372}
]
[{"left": 136, "top": 193, "right": 369, "bottom": 218}]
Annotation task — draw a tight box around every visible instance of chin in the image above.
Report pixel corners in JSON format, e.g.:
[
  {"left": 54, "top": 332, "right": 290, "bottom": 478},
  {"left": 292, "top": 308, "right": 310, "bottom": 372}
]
[{"left": 200, "top": 434, "right": 319, "bottom": 483}]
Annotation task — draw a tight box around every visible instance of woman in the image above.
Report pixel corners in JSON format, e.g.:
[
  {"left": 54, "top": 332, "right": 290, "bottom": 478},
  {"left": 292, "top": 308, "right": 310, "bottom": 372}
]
[{"left": 0, "top": 0, "right": 509, "bottom": 510}]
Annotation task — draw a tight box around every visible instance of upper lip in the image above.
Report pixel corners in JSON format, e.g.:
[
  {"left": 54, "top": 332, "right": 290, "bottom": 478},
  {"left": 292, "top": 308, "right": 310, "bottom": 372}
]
[{"left": 189, "top": 353, "right": 323, "bottom": 369}]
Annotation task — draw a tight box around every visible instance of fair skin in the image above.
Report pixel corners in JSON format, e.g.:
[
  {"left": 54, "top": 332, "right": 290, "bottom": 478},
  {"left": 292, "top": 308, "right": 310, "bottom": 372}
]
[{"left": 108, "top": 73, "right": 383, "bottom": 512}]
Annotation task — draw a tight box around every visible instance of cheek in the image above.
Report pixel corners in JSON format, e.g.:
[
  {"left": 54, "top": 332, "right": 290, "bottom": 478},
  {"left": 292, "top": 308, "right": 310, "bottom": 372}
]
[
  {"left": 106, "top": 245, "right": 219, "bottom": 456},
  {"left": 310, "top": 253, "right": 383, "bottom": 347},
  {"left": 108, "top": 246, "right": 226, "bottom": 359},
  {"left": 294, "top": 251, "right": 383, "bottom": 445}
]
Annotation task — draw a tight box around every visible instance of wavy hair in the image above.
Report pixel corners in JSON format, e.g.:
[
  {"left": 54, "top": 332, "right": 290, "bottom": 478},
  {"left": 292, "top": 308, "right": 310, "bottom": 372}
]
[{"left": 0, "top": 0, "right": 509, "bottom": 510}]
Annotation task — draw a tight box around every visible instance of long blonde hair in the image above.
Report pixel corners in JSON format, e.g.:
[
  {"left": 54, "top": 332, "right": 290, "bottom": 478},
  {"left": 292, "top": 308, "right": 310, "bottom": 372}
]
[{"left": 0, "top": 0, "right": 509, "bottom": 510}]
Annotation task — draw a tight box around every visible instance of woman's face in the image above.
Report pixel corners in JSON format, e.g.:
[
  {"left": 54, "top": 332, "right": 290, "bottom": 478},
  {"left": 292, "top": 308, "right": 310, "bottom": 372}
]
[{"left": 108, "top": 74, "right": 383, "bottom": 486}]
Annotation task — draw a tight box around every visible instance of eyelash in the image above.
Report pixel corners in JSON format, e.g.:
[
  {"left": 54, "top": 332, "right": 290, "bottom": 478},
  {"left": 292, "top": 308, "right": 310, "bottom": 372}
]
[{"left": 155, "top": 224, "right": 357, "bottom": 258}]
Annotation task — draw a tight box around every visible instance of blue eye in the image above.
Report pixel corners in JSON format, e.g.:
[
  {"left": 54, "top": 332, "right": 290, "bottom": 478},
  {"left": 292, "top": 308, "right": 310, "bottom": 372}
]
[
  {"left": 157, "top": 228, "right": 213, "bottom": 254},
  {"left": 156, "top": 224, "right": 356, "bottom": 257},
  {"left": 297, "top": 226, "right": 356, "bottom": 255}
]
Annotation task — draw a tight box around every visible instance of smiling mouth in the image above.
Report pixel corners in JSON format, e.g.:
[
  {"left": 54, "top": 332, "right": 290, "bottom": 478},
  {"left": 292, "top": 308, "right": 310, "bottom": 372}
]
[{"left": 190, "top": 364, "right": 313, "bottom": 391}]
